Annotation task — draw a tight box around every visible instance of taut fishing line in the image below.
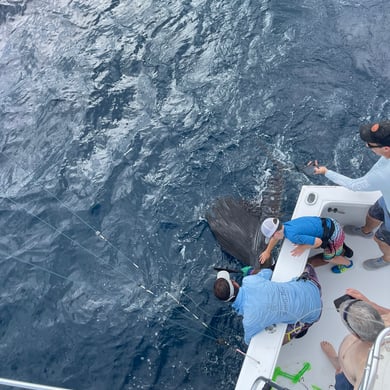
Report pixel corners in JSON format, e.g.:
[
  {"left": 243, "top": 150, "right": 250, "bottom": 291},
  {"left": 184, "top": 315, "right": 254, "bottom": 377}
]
[
  {"left": 3, "top": 150, "right": 352, "bottom": 371},
  {"left": 0, "top": 150, "right": 251, "bottom": 356}
]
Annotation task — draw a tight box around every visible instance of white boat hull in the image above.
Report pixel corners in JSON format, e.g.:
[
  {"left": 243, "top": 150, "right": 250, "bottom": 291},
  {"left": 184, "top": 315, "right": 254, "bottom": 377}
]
[{"left": 236, "top": 186, "right": 390, "bottom": 390}]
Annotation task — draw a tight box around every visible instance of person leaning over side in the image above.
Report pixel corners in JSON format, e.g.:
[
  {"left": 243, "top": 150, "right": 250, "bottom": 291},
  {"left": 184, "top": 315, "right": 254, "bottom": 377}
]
[
  {"left": 314, "top": 120, "right": 390, "bottom": 270},
  {"left": 320, "top": 298, "right": 387, "bottom": 390},
  {"left": 259, "top": 216, "right": 354, "bottom": 273},
  {"left": 213, "top": 264, "right": 322, "bottom": 345}
]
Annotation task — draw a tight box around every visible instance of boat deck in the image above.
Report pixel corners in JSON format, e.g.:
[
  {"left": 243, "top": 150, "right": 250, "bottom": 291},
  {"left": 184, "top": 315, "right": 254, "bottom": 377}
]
[
  {"left": 276, "top": 232, "right": 389, "bottom": 389},
  {"left": 235, "top": 186, "right": 390, "bottom": 390}
]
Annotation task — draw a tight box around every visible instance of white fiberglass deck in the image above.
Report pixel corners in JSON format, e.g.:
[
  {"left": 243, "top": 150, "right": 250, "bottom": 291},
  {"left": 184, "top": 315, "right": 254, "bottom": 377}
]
[{"left": 236, "top": 186, "right": 390, "bottom": 390}]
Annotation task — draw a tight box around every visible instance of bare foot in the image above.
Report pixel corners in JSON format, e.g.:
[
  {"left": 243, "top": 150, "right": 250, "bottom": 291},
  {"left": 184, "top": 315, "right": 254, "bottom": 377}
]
[{"left": 320, "top": 341, "right": 341, "bottom": 372}]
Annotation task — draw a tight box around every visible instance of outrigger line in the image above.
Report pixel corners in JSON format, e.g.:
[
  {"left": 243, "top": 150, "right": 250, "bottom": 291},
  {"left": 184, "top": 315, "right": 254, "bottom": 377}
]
[
  {"left": 2, "top": 181, "right": 216, "bottom": 322},
  {"left": 4, "top": 196, "right": 134, "bottom": 283},
  {"left": 0, "top": 150, "right": 263, "bottom": 362},
  {"left": 0, "top": 154, "right": 362, "bottom": 388},
  {"left": 1, "top": 180, "right": 264, "bottom": 361},
  {"left": 1, "top": 152, "right": 351, "bottom": 390},
  {"left": 1, "top": 152, "right": 336, "bottom": 380}
]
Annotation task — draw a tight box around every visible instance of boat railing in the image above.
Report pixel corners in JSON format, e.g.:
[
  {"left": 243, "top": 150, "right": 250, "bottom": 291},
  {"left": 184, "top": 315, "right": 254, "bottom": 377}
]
[
  {"left": 359, "top": 326, "right": 390, "bottom": 390},
  {"left": 0, "top": 377, "right": 71, "bottom": 390}
]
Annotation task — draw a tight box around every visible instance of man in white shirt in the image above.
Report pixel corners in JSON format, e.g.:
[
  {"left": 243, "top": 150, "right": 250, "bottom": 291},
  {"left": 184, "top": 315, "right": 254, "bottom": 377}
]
[{"left": 315, "top": 121, "right": 390, "bottom": 270}]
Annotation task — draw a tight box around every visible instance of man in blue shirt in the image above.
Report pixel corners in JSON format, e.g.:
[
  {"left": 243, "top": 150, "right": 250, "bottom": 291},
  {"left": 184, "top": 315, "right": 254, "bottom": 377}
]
[
  {"left": 213, "top": 264, "right": 322, "bottom": 344},
  {"left": 315, "top": 121, "right": 390, "bottom": 270}
]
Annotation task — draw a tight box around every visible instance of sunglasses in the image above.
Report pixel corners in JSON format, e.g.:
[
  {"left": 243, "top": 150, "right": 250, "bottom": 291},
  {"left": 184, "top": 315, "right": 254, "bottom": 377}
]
[{"left": 366, "top": 142, "right": 385, "bottom": 149}]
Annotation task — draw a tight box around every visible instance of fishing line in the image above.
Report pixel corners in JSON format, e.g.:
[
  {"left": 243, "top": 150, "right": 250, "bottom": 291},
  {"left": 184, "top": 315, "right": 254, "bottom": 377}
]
[
  {"left": 0, "top": 242, "right": 235, "bottom": 344},
  {"left": 3, "top": 190, "right": 366, "bottom": 347},
  {"left": 0, "top": 199, "right": 229, "bottom": 348},
  {"left": 134, "top": 281, "right": 251, "bottom": 347},
  {"left": 0, "top": 170, "right": 223, "bottom": 341},
  {"left": 0, "top": 151, "right": 141, "bottom": 271},
  {"left": 3, "top": 188, "right": 369, "bottom": 341},
  {"left": 165, "top": 310, "right": 263, "bottom": 365},
  {"left": 165, "top": 291, "right": 208, "bottom": 325},
  {"left": 163, "top": 316, "right": 264, "bottom": 371},
  {"left": 164, "top": 317, "right": 222, "bottom": 344},
  {"left": 0, "top": 150, "right": 289, "bottom": 365},
  {"left": 3, "top": 197, "right": 137, "bottom": 283},
  {"left": 0, "top": 207, "right": 261, "bottom": 369},
  {"left": 170, "top": 305, "right": 229, "bottom": 339},
  {"left": 0, "top": 249, "right": 139, "bottom": 298},
  {"left": 0, "top": 250, "right": 74, "bottom": 283},
  {"left": 179, "top": 289, "right": 238, "bottom": 319},
  {"left": 4, "top": 194, "right": 228, "bottom": 336},
  {"left": 144, "top": 285, "right": 238, "bottom": 341}
]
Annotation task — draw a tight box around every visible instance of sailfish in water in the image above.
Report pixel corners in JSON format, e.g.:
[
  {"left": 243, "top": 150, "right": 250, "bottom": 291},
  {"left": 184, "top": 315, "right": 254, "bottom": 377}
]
[{"left": 206, "top": 163, "right": 284, "bottom": 270}]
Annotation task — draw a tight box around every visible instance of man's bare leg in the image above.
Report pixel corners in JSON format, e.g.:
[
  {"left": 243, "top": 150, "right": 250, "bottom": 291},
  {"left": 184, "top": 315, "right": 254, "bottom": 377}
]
[
  {"left": 320, "top": 341, "right": 342, "bottom": 374},
  {"left": 375, "top": 237, "right": 390, "bottom": 263},
  {"left": 362, "top": 214, "right": 381, "bottom": 234}
]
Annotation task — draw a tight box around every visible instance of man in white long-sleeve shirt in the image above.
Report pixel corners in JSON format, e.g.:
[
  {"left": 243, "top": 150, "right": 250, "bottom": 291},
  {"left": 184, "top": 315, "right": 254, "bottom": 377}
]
[{"left": 315, "top": 121, "right": 390, "bottom": 270}]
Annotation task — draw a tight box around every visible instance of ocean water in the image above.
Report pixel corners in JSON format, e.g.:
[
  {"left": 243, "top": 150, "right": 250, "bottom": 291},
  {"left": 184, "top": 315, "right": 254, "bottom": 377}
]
[{"left": 1, "top": 1, "right": 390, "bottom": 389}]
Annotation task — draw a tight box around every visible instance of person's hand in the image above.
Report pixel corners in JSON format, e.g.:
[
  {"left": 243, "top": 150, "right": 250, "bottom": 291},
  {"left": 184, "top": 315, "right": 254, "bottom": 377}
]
[
  {"left": 345, "top": 288, "right": 369, "bottom": 302},
  {"left": 314, "top": 166, "right": 327, "bottom": 175},
  {"left": 259, "top": 250, "right": 270, "bottom": 264},
  {"left": 291, "top": 245, "right": 306, "bottom": 257},
  {"left": 312, "top": 160, "right": 327, "bottom": 175}
]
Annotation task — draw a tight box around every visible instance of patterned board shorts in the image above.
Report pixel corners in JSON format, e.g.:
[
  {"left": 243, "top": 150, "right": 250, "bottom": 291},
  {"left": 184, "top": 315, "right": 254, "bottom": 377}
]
[{"left": 323, "top": 219, "right": 345, "bottom": 260}]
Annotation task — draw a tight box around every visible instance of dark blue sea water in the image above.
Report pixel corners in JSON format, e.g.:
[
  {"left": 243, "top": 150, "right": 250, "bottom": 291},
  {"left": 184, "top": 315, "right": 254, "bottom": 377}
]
[{"left": 1, "top": 1, "right": 390, "bottom": 389}]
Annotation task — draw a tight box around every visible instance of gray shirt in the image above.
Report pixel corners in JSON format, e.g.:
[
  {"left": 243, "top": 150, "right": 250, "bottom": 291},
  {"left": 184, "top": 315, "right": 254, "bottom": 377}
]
[{"left": 325, "top": 156, "right": 390, "bottom": 213}]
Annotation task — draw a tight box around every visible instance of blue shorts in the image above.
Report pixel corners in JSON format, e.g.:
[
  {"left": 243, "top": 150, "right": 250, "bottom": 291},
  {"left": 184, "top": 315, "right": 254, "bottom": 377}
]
[
  {"left": 368, "top": 197, "right": 390, "bottom": 246},
  {"left": 335, "top": 372, "right": 353, "bottom": 390}
]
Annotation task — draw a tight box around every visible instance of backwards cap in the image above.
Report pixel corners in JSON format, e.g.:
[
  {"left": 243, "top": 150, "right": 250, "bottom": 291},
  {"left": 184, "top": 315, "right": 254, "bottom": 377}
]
[
  {"left": 261, "top": 218, "right": 280, "bottom": 244},
  {"left": 214, "top": 271, "right": 235, "bottom": 302},
  {"left": 360, "top": 121, "right": 390, "bottom": 147}
]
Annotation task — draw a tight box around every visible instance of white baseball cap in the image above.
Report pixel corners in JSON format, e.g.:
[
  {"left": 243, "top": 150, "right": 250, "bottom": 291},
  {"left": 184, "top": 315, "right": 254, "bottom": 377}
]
[
  {"left": 216, "top": 271, "right": 235, "bottom": 302},
  {"left": 261, "top": 217, "right": 280, "bottom": 243}
]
